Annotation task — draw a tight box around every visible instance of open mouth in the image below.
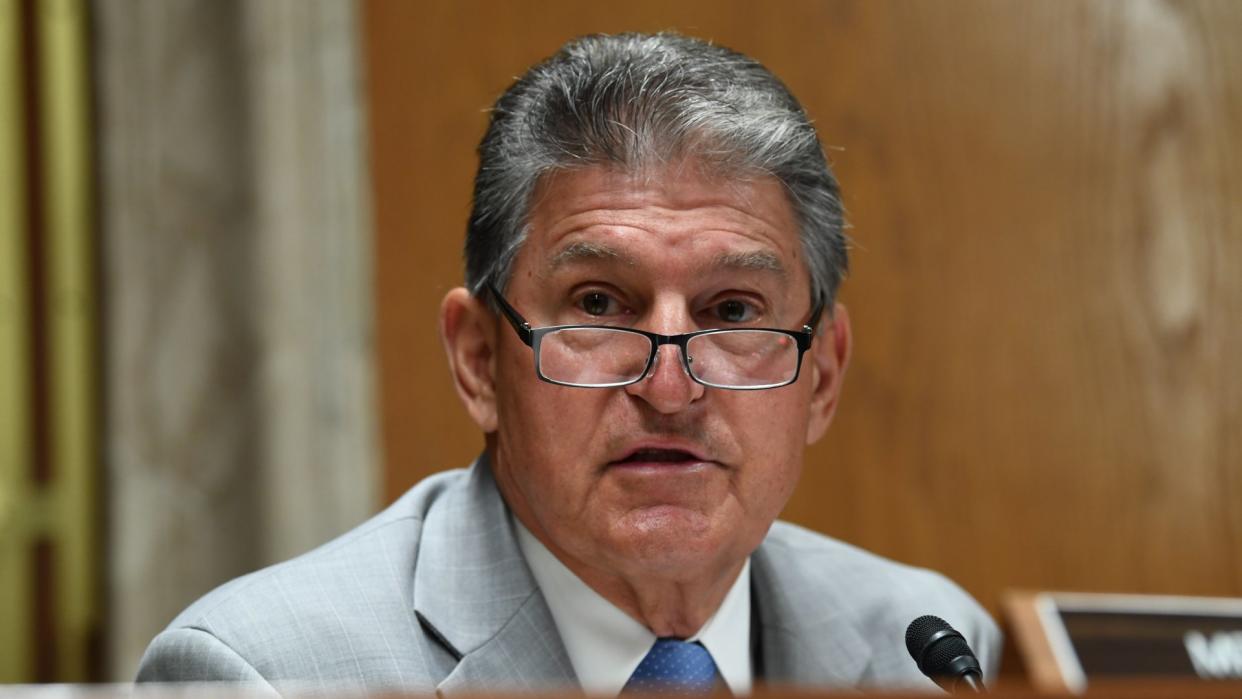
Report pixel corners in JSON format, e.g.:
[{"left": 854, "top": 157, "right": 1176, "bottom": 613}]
[{"left": 613, "top": 448, "right": 704, "bottom": 465}]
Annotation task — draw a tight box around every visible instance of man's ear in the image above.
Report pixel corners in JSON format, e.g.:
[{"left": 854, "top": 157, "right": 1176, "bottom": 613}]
[
  {"left": 440, "top": 287, "right": 499, "bottom": 433},
  {"left": 805, "top": 302, "right": 852, "bottom": 445}
]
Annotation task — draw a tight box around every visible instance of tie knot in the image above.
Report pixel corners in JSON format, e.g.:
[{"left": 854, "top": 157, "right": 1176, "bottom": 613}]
[{"left": 623, "top": 638, "right": 720, "bottom": 694}]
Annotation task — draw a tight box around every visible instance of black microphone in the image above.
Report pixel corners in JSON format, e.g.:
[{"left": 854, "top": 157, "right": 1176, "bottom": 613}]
[{"left": 905, "top": 615, "right": 985, "bottom": 693}]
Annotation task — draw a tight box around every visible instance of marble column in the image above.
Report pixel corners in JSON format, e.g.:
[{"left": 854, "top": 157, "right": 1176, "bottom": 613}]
[{"left": 93, "top": 0, "right": 379, "bottom": 679}]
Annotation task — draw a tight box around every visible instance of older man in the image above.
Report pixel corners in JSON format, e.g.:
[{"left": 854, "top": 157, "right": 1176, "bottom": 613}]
[{"left": 138, "top": 33, "right": 999, "bottom": 694}]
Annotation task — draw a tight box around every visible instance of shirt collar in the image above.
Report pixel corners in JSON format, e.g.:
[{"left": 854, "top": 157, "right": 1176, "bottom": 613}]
[{"left": 514, "top": 518, "right": 752, "bottom": 695}]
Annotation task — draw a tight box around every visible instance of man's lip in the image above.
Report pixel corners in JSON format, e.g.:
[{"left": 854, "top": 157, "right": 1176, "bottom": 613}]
[{"left": 608, "top": 440, "right": 713, "bottom": 465}]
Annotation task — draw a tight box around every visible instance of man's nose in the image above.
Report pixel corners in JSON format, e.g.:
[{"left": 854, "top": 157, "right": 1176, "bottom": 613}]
[{"left": 625, "top": 343, "right": 705, "bottom": 413}]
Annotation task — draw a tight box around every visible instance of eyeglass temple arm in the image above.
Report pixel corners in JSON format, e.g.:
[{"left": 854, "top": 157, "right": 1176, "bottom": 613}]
[
  {"left": 486, "top": 282, "right": 534, "bottom": 346},
  {"left": 804, "top": 298, "right": 826, "bottom": 335}
]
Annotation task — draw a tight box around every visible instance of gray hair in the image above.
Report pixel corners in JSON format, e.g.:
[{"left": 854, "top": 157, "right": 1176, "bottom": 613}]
[{"left": 466, "top": 32, "right": 848, "bottom": 307}]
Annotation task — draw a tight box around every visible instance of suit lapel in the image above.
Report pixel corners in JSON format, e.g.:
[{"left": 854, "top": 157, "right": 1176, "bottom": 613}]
[
  {"left": 436, "top": 590, "right": 577, "bottom": 694},
  {"left": 413, "top": 455, "right": 576, "bottom": 694},
  {"left": 751, "top": 541, "right": 871, "bottom": 687}
]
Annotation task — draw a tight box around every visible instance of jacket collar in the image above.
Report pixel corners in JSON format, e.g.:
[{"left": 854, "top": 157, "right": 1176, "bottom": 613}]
[{"left": 412, "top": 455, "right": 577, "bottom": 694}]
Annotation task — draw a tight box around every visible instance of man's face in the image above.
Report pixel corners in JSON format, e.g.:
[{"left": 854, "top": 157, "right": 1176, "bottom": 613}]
[{"left": 472, "top": 164, "right": 848, "bottom": 584}]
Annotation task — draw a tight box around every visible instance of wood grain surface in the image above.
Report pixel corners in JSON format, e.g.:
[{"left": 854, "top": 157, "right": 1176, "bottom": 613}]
[{"left": 363, "top": 0, "right": 1242, "bottom": 626}]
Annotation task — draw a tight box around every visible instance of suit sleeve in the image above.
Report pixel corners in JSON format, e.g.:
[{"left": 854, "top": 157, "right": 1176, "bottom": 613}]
[
  {"left": 908, "top": 570, "right": 1004, "bottom": 686},
  {"left": 972, "top": 611, "right": 1004, "bottom": 685},
  {"left": 136, "top": 626, "right": 278, "bottom": 692},
  {"left": 930, "top": 574, "right": 1004, "bottom": 684}
]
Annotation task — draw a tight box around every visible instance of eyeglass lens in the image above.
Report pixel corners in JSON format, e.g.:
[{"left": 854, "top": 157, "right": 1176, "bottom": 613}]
[
  {"left": 688, "top": 330, "right": 799, "bottom": 388},
  {"left": 537, "top": 328, "right": 799, "bottom": 388}
]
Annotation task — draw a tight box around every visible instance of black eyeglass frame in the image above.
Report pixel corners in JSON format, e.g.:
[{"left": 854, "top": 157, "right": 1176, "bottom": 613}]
[{"left": 486, "top": 282, "right": 825, "bottom": 390}]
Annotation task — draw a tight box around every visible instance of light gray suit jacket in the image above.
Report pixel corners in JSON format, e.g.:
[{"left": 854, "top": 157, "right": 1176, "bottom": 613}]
[{"left": 137, "top": 457, "right": 1000, "bottom": 694}]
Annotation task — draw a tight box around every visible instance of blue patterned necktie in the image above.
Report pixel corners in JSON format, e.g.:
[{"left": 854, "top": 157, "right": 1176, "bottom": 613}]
[{"left": 622, "top": 638, "right": 721, "bottom": 694}]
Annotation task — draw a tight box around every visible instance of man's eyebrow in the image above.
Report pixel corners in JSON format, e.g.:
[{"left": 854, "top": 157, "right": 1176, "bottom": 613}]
[
  {"left": 709, "top": 250, "right": 787, "bottom": 277},
  {"left": 545, "top": 242, "right": 787, "bottom": 277},
  {"left": 545, "top": 241, "right": 637, "bottom": 272}
]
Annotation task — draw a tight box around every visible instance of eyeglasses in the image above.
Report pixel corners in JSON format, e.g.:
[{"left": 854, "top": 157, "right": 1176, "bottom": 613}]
[{"left": 487, "top": 283, "right": 823, "bottom": 390}]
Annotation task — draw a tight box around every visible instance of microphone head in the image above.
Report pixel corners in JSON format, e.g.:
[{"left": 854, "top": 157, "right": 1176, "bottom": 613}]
[{"left": 905, "top": 615, "right": 983, "bottom": 692}]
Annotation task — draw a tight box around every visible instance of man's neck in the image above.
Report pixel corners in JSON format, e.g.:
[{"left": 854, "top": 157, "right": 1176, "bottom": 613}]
[
  {"left": 577, "top": 560, "right": 745, "bottom": 638},
  {"left": 520, "top": 515, "right": 745, "bottom": 637}
]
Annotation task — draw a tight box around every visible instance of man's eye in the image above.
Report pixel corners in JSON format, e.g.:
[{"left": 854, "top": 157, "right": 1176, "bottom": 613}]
[
  {"left": 579, "top": 292, "right": 615, "bottom": 316},
  {"left": 714, "top": 299, "right": 757, "bottom": 323}
]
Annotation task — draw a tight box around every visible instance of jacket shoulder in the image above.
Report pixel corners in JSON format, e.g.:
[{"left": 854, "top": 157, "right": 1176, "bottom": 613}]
[
  {"left": 758, "top": 521, "right": 1002, "bottom": 684},
  {"left": 139, "top": 469, "right": 467, "bottom": 690}
]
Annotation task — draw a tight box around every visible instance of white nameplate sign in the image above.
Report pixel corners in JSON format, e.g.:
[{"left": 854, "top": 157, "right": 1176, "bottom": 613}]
[{"left": 1032, "top": 592, "right": 1242, "bottom": 691}]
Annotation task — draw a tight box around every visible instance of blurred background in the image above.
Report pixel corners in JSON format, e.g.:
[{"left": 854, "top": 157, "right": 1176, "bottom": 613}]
[{"left": 1, "top": 0, "right": 1239, "bottom": 684}]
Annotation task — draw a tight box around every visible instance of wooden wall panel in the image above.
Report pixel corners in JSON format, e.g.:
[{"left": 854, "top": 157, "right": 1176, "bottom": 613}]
[{"left": 363, "top": 0, "right": 1242, "bottom": 617}]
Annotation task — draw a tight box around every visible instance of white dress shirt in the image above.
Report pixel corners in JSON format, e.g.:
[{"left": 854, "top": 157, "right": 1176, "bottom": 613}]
[{"left": 514, "top": 518, "right": 753, "bottom": 695}]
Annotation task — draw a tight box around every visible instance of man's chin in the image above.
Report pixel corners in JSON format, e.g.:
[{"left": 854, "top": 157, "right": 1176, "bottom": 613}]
[{"left": 604, "top": 506, "right": 733, "bottom": 575}]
